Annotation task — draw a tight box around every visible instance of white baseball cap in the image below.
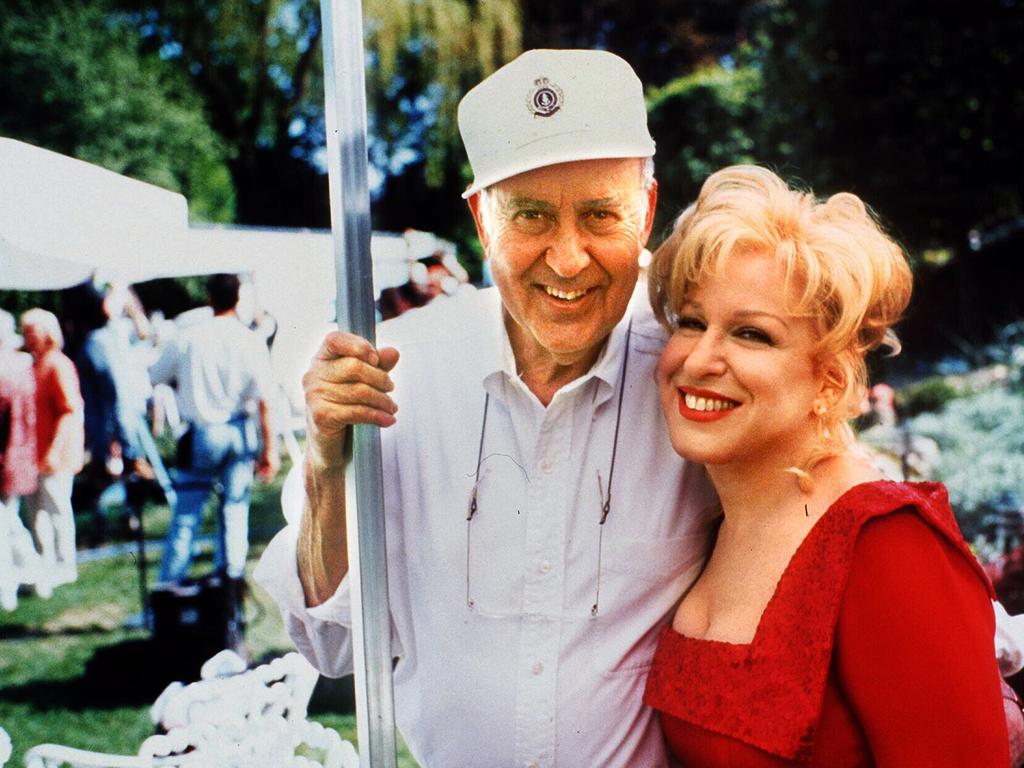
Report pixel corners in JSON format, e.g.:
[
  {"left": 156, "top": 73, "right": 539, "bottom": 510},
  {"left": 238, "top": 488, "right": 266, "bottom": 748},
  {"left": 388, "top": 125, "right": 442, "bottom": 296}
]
[{"left": 457, "top": 49, "right": 655, "bottom": 198}]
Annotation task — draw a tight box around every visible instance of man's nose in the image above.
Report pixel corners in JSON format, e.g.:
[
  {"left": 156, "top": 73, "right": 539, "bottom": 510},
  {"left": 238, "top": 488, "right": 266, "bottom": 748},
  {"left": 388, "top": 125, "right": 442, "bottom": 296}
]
[{"left": 544, "top": 226, "right": 590, "bottom": 278}]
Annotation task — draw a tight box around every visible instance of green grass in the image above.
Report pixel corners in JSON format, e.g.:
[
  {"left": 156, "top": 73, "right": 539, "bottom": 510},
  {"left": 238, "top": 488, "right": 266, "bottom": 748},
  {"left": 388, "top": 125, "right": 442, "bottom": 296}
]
[{"left": 1, "top": 460, "right": 417, "bottom": 767}]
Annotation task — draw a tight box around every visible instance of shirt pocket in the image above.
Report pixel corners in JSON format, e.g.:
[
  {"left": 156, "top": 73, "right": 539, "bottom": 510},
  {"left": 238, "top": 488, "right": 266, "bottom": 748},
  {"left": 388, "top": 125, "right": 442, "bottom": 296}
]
[{"left": 589, "top": 531, "right": 709, "bottom": 677}]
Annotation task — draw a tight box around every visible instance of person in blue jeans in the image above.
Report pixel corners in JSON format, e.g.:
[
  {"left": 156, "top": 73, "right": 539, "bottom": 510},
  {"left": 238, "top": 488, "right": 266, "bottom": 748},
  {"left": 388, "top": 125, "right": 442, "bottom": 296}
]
[{"left": 150, "top": 274, "right": 280, "bottom": 582}]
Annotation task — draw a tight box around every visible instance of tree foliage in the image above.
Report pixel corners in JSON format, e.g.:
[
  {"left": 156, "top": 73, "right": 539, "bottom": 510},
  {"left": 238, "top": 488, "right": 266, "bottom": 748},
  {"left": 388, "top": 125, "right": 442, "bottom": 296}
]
[
  {"left": 746, "top": 0, "right": 1024, "bottom": 254},
  {"left": 646, "top": 63, "right": 762, "bottom": 240},
  {"left": 110, "top": 0, "right": 328, "bottom": 225},
  {"left": 0, "top": 0, "right": 235, "bottom": 222},
  {"left": 364, "top": 0, "right": 520, "bottom": 188},
  {"left": 520, "top": 0, "right": 754, "bottom": 86}
]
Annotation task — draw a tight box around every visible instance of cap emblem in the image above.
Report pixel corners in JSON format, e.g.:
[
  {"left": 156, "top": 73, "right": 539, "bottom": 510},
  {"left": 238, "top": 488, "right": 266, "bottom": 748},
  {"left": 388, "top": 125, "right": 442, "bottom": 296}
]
[{"left": 527, "top": 77, "right": 563, "bottom": 117}]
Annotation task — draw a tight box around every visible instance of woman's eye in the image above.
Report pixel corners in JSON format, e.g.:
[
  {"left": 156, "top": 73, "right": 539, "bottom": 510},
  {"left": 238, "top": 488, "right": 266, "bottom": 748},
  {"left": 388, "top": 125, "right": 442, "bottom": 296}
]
[
  {"left": 735, "top": 327, "right": 774, "bottom": 345},
  {"left": 674, "top": 315, "right": 705, "bottom": 332}
]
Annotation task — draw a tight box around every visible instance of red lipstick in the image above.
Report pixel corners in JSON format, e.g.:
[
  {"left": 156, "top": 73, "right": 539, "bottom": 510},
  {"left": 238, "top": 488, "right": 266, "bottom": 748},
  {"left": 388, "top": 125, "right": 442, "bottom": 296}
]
[{"left": 677, "top": 387, "right": 740, "bottom": 422}]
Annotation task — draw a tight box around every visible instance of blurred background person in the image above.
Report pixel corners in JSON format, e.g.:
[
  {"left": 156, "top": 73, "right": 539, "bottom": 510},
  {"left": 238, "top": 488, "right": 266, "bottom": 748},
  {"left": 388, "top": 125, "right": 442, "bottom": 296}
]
[
  {"left": 76, "top": 281, "right": 153, "bottom": 476},
  {"left": 376, "top": 251, "right": 473, "bottom": 320},
  {"left": 150, "top": 273, "right": 280, "bottom": 584},
  {"left": 20, "top": 308, "right": 85, "bottom": 588},
  {"left": 0, "top": 309, "right": 43, "bottom": 610},
  {"left": 71, "top": 280, "right": 157, "bottom": 538}
]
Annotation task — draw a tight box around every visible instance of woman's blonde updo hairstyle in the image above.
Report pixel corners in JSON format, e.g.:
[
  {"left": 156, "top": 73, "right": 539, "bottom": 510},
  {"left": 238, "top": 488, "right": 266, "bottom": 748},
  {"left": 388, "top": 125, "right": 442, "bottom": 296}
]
[{"left": 649, "top": 165, "right": 913, "bottom": 478}]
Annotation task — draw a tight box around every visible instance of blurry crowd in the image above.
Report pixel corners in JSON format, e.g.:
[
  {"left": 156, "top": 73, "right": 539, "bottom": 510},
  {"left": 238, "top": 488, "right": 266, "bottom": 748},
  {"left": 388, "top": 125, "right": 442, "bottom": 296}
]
[
  {"left": 0, "top": 274, "right": 281, "bottom": 611},
  {"left": 0, "top": 257, "right": 469, "bottom": 613}
]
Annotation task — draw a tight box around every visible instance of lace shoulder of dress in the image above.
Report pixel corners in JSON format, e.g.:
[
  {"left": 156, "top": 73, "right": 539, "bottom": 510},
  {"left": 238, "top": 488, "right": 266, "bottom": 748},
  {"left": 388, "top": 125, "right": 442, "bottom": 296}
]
[{"left": 643, "top": 480, "right": 992, "bottom": 761}]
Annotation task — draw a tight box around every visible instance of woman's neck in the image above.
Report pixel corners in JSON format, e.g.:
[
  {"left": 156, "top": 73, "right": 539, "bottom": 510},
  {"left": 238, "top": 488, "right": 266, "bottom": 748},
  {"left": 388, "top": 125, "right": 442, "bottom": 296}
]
[{"left": 707, "top": 448, "right": 883, "bottom": 531}]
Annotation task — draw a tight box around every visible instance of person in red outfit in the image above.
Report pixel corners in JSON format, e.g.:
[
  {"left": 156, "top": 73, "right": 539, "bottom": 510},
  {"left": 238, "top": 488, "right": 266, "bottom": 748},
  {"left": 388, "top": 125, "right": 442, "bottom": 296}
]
[
  {"left": 643, "top": 165, "right": 1012, "bottom": 766},
  {"left": 21, "top": 308, "right": 85, "bottom": 588}
]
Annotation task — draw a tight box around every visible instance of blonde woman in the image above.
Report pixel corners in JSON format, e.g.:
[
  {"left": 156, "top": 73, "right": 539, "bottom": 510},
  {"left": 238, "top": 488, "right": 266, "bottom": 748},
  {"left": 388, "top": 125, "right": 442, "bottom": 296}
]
[{"left": 643, "top": 166, "right": 1009, "bottom": 766}]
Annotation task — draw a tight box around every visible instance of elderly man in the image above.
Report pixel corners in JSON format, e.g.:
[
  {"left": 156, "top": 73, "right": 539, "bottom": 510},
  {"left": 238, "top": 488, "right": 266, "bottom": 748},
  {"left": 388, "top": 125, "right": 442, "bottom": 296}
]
[
  {"left": 257, "top": 49, "right": 717, "bottom": 767},
  {"left": 21, "top": 308, "right": 85, "bottom": 587}
]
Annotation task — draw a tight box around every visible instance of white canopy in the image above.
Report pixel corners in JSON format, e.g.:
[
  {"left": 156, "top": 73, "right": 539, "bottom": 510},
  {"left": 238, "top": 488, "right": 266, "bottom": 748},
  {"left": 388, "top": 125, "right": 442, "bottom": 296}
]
[
  {"left": 0, "top": 137, "right": 191, "bottom": 289},
  {"left": 1, "top": 137, "right": 453, "bottom": 294},
  {"left": 0, "top": 138, "right": 456, "bottom": 410}
]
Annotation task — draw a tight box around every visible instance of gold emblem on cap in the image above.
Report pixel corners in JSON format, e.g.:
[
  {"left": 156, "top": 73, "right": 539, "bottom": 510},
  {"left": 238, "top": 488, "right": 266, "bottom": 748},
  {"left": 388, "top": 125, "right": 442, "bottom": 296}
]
[{"left": 527, "top": 77, "right": 563, "bottom": 117}]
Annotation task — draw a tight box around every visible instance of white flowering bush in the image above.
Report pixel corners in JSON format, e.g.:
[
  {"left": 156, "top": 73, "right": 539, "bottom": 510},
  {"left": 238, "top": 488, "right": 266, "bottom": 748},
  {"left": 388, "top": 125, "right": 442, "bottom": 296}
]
[{"left": 906, "top": 387, "right": 1024, "bottom": 538}]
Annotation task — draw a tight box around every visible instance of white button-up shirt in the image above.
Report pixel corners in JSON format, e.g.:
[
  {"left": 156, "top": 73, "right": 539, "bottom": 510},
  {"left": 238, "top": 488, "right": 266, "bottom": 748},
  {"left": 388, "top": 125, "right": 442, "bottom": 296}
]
[
  {"left": 255, "top": 284, "right": 719, "bottom": 767},
  {"left": 149, "top": 314, "right": 275, "bottom": 426}
]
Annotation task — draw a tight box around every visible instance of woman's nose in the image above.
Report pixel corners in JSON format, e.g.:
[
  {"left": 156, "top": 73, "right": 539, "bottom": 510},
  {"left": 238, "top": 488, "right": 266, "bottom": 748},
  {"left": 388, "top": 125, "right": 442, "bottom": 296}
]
[{"left": 683, "top": 332, "right": 727, "bottom": 378}]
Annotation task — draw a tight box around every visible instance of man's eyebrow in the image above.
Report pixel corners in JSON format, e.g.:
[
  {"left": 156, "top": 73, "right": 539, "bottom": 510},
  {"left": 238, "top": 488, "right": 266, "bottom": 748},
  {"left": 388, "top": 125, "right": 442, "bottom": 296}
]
[
  {"left": 576, "top": 196, "right": 624, "bottom": 209},
  {"left": 503, "top": 196, "right": 557, "bottom": 214}
]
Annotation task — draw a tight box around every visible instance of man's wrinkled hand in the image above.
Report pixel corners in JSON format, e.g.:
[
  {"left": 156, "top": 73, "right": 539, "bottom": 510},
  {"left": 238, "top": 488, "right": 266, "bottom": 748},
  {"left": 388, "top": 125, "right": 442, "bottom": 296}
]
[{"left": 302, "top": 330, "right": 400, "bottom": 470}]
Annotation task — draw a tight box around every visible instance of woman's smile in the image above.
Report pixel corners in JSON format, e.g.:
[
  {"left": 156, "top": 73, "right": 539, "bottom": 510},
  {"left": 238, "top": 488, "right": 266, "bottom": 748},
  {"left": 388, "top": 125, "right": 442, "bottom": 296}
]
[{"left": 677, "top": 386, "right": 740, "bottom": 422}]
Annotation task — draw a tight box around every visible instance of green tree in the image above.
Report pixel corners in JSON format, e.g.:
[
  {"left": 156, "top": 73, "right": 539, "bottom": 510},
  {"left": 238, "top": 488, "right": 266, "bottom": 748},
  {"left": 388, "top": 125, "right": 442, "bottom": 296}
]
[
  {"left": 520, "top": 0, "right": 755, "bottom": 87},
  {"left": 746, "top": 0, "right": 1024, "bottom": 254},
  {"left": 646, "top": 62, "right": 763, "bottom": 239},
  {"left": 0, "top": 0, "right": 235, "bottom": 222},
  {"left": 112, "top": 0, "right": 520, "bottom": 237},
  {"left": 111, "top": 0, "right": 327, "bottom": 225}
]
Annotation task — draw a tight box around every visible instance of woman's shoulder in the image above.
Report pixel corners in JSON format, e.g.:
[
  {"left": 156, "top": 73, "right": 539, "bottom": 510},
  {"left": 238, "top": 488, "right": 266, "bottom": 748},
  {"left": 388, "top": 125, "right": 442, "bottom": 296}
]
[{"left": 825, "top": 480, "right": 986, "bottom": 583}]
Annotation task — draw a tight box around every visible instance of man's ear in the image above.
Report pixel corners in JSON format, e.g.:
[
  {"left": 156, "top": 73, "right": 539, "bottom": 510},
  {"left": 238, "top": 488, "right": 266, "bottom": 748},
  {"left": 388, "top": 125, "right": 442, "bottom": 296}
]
[
  {"left": 641, "top": 179, "right": 659, "bottom": 246},
  {"left": 466, "top": 192, "right": 490, "bottom": 254}
]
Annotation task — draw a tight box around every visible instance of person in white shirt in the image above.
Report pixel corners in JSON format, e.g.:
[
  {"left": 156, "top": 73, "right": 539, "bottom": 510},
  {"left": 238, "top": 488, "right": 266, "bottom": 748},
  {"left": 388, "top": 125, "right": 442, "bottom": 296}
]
[
  {"left": 256, "top": 49, "right": 718, "bottom": 767},
  {"left": 152, "top": 273, "right": 280, "bottom": 582}
]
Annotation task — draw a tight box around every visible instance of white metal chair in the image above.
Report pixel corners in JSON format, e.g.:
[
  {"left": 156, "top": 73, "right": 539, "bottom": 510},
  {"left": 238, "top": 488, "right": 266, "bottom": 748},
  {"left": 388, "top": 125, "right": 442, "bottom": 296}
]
[
  {"left": 141, "top": 715, "right": 358, "bottom": 768},
  {"left": 24, "top": 652, "right": 356, "bottom": 768},
  {"left": 24, "top": 715, "right": 358, "bottom": 768},
  {"left": 150, "top": 651, "right": 320, "bottom": 732}
]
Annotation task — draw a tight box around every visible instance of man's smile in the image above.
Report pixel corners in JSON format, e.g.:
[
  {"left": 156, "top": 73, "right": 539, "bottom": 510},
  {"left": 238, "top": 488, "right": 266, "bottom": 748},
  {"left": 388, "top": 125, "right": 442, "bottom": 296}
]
[{"left": 542, "top": 285, "right": 592, "bottom": 301}]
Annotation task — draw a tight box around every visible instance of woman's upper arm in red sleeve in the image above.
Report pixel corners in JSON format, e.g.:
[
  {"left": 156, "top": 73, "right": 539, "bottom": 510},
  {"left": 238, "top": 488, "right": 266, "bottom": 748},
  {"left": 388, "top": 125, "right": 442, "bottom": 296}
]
[
  {"left": 834, "top": 510, "right": 1009, "bottom": 767},
  {"left": 54, "top": 356, "right": 83, "bottom": 414}
]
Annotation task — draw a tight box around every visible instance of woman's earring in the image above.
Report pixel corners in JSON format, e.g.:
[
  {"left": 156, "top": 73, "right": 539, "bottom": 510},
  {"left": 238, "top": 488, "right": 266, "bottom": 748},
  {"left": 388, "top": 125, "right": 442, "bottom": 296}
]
[{"left": 813, "top": 401, "right": 828, "bottom": 416}]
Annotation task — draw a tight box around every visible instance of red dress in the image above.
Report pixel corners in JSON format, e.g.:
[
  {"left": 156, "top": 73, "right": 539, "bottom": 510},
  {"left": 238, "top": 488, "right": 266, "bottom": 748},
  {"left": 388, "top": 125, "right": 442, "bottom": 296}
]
[{"left": 644, "top": 481, "right": 1009, "bottom": 767}]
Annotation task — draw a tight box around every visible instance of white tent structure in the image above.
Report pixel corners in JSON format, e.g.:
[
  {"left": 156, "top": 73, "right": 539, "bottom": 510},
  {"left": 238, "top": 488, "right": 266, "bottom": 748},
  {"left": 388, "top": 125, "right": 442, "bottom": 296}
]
[
  {"left": 0, "top": 138, "right": 191, "bottom": 289},
  {"left": 0, "top": 137, "right": 454, "bottom": 409},
  {"left": 184, "top": 224, "right": 453, "bottom": 409}
]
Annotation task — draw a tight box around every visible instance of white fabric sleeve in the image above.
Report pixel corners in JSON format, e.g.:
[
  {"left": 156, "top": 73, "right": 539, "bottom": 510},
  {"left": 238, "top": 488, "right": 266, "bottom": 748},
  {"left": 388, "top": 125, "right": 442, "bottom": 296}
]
[
  {"left": 253, "top": 521, "right": 356, "bottom": 679},
  {"left": 994, "top": 600, "right": 1024, "bottom": 677}
]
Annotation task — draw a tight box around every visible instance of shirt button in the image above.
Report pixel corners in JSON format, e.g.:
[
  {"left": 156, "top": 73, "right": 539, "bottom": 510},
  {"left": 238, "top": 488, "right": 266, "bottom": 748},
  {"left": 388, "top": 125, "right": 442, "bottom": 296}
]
[
  {"left": 538, "top": 560, "right": 551, "bottom": 574},
  {"left": 539, "top": 459, "right": 554, "bottom": 474},
  {"left": 531, "top": 661, "right": 544, "bottom": 675}
]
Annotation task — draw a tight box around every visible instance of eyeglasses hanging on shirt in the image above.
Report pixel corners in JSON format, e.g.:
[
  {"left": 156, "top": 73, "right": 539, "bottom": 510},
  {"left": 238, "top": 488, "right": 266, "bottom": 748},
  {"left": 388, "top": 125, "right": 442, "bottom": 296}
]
[{"left": 465, "top": 319, "right": 632, "bottom": 618}]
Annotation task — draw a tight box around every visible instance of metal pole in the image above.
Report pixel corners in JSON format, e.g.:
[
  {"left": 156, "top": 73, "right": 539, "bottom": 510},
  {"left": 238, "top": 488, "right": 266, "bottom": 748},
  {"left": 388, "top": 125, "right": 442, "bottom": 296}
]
[{"left": 319, "top": 2, "right": 398, "bottom": 766}]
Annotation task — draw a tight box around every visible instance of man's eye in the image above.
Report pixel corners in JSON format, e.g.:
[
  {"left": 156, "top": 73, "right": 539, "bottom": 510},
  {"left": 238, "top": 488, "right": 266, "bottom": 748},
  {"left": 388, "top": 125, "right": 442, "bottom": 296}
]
[{"left": 510, "top": 210, "right": 551, "bottom": 233}]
